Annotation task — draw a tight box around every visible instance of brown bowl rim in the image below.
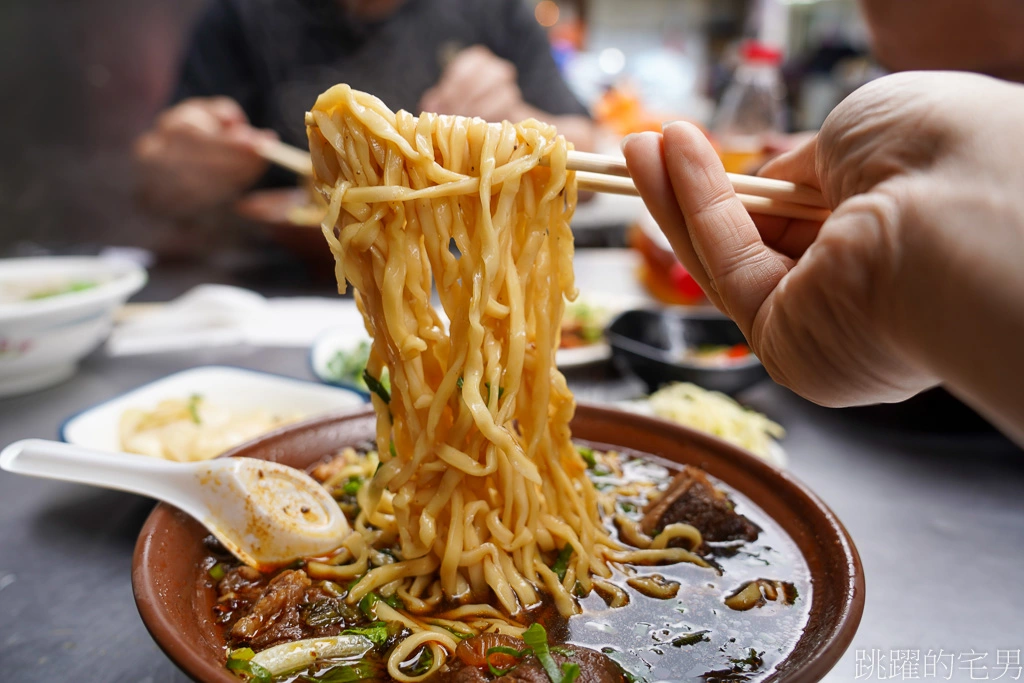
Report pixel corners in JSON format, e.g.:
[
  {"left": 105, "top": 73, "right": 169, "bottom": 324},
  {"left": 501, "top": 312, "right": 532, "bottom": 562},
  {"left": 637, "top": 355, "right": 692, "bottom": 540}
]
[{"left": 132, "top": 404, "right": 864, "bottom": 683}]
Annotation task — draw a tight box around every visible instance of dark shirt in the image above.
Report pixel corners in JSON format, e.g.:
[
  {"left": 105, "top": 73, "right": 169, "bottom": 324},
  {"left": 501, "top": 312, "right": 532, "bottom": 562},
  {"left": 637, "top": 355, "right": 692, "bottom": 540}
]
[{"left": 173, "top": 0, "right": 589, "bottom": 150}]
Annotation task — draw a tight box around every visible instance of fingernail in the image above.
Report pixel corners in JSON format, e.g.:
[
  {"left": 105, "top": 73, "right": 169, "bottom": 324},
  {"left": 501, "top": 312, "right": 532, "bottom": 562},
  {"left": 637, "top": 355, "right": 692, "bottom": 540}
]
[
  {"left": 620, "top": 133, "right": 639, "bottom": 153},
  {"left": 662, "top": 121, "right": 678, "bottom": 132}
]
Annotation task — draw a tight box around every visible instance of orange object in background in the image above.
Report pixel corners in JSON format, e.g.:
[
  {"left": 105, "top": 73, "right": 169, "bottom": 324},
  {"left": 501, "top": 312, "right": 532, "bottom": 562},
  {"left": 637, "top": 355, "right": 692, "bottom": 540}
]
[
  {"left": 596, "top": 87, "right": 671, "bottom": 136},
  {"left": 628, "top": 224, "right": 707, "bottom": 306}
]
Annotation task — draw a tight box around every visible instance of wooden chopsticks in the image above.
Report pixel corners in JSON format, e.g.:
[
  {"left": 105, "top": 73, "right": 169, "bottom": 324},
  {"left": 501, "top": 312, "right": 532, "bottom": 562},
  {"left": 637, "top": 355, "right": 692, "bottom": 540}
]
[
  {"left": 256, "top": 139, "right": 314, "bottom": 177},
  {"left": 258, "top": 138, "right": 829, "bottom": 223},
  {"left": 565, "top": 150, "right": 830, "bottom": 222}
]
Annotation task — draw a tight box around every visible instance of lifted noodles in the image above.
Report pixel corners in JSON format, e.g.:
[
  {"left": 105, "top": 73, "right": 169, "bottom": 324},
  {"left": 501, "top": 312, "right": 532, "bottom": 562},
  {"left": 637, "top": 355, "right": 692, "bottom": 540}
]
[{"left": 306, "top": 85, "right": 703, "bottom": 681}]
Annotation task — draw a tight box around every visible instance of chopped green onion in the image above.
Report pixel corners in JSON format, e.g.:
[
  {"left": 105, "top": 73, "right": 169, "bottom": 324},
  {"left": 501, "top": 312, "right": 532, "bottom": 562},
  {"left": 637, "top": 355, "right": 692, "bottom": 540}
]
[
  {"left": 301, "top": 659, "right": 380, "bottom": 682},
  {"left": 389, "top": 440, "right": 397, "bottom": 459},
  {"left": 551, "top": 543, "right": 574, "bottom": 582},
  {"left": 26, "top": 281, "right": 98, "bottom": 300},
  {"left": 577, "top": 446, "right": 597, "bottom": 469},
  {"left": 226, "top": 655, "right": 271, "bottom": 683},
  {"left": 342, "top": 477, "right": 362, "bottom": 497},
  {"left": 325, "top": 342, "right": 371, "bottom": 389},
  {"left": 456, "top": 376, "right": 464, "bottom": 389},
  {"left": 434, "top": 624, "right": 472, "bottom": 640},
  {"left": 486, "top": 646, "right": 526, "bottom": 676},
  {"left": 341, "top": 621, "right": 389, "bottom": 648},
  {"left": 362, "top": 369, "right": 390, "bottom": 404},
  {"left": 484, "top": 382, "right": 505, "bottom": 403},
  {"left": 670, "top": 631, "right": 709, "bottom": 647},
  {"left": 551, "top": 646, "right": 575, "bottom": 657},
  {"left": 228, "top": 648, "right": 256, "bottom": 661},
  {"left": 560, "top": 663, "right": 581, "bottom": 683},
  {"left": 382, "top": 593, "right": 405, "bottom": 610},
  {"left": 188, "top": 394, "right": 202, "bottom": 425},
  {"left": 208, "top": 562, "right": 227, "bottom": 581},
  {"left": 523, "top": 623, "right": 571, "bottom": 683},
  {"left": 358, "top": 591, "right": 379, "bottom": 618}
]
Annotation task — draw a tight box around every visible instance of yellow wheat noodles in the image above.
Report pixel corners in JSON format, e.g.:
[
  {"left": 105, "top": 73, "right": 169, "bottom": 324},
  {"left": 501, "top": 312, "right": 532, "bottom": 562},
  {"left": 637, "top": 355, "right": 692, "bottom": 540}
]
[{"left": 305, "top": 84, "right": 707, "bottom": 674}]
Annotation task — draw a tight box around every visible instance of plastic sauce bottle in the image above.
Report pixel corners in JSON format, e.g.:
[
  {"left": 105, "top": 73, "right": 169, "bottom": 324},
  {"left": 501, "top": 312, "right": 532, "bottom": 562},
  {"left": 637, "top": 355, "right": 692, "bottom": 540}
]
[{"left": 712, "top": 41, "right": 786, "bottom": 174}]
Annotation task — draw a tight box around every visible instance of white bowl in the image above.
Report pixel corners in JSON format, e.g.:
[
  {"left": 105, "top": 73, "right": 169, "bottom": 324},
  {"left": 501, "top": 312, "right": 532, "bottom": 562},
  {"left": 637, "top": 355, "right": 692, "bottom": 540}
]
[
  {"left": 0, "top": 257, "right": 147, "bottom": 397},
  {"left": 60, "top": 365, "right": 368, "bottom": 453}
]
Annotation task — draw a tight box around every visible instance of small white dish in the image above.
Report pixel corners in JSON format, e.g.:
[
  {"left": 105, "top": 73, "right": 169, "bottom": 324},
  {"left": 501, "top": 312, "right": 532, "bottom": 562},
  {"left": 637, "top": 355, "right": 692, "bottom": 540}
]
[
  {"left": 309, "top": 327, "right": 372, "bottom": 397},
  {"left": 60, "top": 366, "right": 368, "bottom": 454},
  {"left": 0, "top": 256, "right": 147, "bottom": 397},
  {"left": 615, "top": 398, "right": 788, "bottom": 469}
]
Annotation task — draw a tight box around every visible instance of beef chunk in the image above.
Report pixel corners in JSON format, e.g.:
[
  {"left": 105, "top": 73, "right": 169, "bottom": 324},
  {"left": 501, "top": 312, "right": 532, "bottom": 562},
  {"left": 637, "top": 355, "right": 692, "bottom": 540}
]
[
  {"left": 504, "top": 644, "right": 626, "bottom": 683},
  {"left": 431, "top": 660, "right": 490, "bottom": 683},
  {"left": 430, "top": 640, "right": 625, "bottom": 683},
  {"left": 228, "top": 569, "right": 341, "bottom": 650},
  {"left": 641, "top": 466, "right": 759, "bottom": 544}
]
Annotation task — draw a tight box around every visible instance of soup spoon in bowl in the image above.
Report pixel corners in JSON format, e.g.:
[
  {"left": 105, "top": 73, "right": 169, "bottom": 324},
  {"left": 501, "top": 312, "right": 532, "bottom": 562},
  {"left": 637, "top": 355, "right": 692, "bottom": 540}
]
[{"left": 0, "top": 438, "right": 352, "bottom": 571}]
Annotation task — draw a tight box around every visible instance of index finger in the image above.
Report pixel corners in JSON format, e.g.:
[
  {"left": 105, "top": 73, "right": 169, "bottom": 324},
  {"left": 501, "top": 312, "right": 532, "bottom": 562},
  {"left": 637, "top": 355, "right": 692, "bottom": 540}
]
[{"left": 661, "top": 122, "right": 790, "bottom": 336}]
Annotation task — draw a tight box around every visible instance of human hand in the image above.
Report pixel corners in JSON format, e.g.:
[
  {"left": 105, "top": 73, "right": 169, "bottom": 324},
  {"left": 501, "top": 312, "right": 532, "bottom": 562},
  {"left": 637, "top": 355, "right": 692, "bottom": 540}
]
[
  {"left": 134, "top": 97, "right": 275, "bottom": 214},
  {"left": 623, "top": 71, "right": 1024, "bottom": 410},
  {"left": 420, "top": 46, "right": 528, "bottom": 123}
]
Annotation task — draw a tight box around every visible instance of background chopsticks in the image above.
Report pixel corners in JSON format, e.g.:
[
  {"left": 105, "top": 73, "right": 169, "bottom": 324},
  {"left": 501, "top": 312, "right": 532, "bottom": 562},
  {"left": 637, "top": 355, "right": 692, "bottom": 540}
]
[{"left": 256, "top": 139, "right": 313, "bottom": 177}]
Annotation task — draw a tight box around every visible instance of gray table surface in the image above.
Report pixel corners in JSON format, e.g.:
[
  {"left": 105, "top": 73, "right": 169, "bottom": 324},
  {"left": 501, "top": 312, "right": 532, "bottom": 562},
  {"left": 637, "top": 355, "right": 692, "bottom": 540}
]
[{"left": 2, "top": 259, "right": 1023, "bottom": 682}]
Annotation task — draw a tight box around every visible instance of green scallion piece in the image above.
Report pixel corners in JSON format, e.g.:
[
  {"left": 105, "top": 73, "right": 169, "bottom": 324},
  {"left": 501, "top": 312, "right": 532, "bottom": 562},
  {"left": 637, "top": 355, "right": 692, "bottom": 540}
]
[
  {"left": 188, "top": 394, "right": 202, "bottom": 425},
  {"left": 486, "top": 646, "right": 526, "bottom": 676},
  {"left": 362, "top": 369, "right": 390, "bottom": 404},
  {"left": 226, "top": 655, "right": 271, "bottom": 683},
  {"left": 551, "top": 543, "right": 574, "bottom": 582},
  {"left": 577, "top": 445, "right": 597, "bottom": 469},
  {"left": 523, "top": 623, "right": 568, "bottom": 683},
  {"left": 358, "top": 591, "right": 380, "bottom": 618}
]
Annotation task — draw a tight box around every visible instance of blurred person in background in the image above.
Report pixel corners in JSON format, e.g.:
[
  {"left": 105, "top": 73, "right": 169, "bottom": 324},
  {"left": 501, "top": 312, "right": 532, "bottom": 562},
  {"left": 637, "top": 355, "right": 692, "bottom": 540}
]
[
  {"left": 134, "top": 0, "right": 595, "bottom": 217},
  {"left": 858, "top": 0, "right": 1024, "bottom": 82}
]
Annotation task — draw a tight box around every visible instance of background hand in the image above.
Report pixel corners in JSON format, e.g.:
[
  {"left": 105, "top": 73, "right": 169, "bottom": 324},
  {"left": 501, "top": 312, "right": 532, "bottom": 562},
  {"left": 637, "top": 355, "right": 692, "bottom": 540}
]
[
  {"left": 134, "top": 97, "right": 275, "bottom": 214},
  {"left": 419, "top": 46, "right": 527, "bottom": 123}
]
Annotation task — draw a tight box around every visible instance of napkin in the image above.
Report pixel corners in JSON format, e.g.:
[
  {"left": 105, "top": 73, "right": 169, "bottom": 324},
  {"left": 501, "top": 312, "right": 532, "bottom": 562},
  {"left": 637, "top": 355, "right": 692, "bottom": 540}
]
[{"left": 107, "top": 284, "right": 365, "bottom": 356}]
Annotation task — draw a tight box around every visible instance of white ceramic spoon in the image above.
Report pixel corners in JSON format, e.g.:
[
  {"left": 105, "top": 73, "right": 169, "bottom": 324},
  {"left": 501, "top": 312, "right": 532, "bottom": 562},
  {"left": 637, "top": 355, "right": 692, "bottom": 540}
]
[{"left": 0, "top": 439, "right": 351, "bottom": 571}]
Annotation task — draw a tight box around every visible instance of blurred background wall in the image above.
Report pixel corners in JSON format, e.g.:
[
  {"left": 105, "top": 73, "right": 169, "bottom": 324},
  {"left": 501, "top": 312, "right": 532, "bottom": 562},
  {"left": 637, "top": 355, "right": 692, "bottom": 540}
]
[{"left": 0, "top": 0, "right": 205, "bottom": 255}]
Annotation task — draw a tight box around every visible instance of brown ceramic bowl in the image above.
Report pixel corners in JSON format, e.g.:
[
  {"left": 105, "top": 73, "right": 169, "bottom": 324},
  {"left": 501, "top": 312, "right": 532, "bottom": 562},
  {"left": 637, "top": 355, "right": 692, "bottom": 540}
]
[{"left": 132, "top": 405, "right": 864, "bottom": 683}]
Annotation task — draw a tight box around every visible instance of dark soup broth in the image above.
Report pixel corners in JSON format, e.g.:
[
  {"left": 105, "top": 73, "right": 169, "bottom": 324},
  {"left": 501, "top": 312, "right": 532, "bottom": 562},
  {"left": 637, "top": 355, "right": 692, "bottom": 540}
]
[{"left": 204, "top": 444, "right": 809, "bottom": 683}]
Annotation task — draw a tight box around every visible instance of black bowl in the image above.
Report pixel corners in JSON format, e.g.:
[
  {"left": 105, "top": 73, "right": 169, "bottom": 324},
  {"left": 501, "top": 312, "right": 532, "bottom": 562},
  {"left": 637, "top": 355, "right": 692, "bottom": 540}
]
[{"left": 606, "top": 309, "right": 768, "bottom": 394}]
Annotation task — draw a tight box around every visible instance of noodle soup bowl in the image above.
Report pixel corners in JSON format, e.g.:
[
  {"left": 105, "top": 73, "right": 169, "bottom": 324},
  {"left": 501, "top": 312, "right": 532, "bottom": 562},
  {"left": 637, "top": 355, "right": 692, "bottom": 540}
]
[{"left": 133, "top": 406, "right": 863, "bottom": 683}]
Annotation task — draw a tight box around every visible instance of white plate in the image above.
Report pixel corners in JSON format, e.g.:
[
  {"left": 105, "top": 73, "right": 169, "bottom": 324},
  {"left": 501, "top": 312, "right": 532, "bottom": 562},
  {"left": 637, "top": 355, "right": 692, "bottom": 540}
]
[{"left": 60, "top": 366, "right": 368, "bottom": 453}]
